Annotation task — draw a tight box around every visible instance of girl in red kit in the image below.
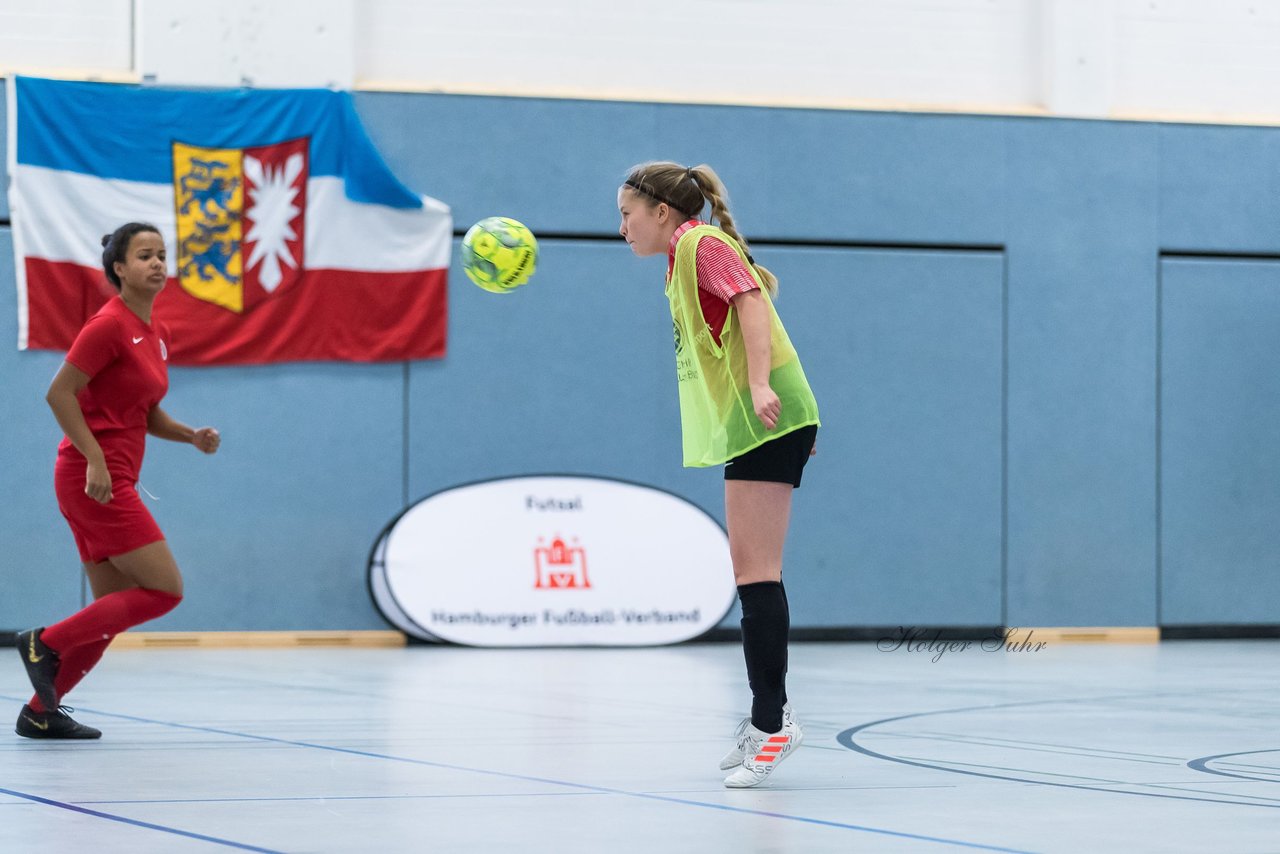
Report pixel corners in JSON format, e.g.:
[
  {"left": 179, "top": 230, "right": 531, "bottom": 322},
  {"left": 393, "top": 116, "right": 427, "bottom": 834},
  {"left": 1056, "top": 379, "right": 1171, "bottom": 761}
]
[{"left": 15, "top": 222, "right": 221, "bottom": 739}]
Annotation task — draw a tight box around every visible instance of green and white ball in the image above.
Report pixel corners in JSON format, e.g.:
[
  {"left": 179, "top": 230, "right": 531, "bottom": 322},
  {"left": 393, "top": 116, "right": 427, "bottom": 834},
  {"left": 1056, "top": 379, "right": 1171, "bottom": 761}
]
[{"left": 461, "top": 216, "right": 539, "bottom": 293}]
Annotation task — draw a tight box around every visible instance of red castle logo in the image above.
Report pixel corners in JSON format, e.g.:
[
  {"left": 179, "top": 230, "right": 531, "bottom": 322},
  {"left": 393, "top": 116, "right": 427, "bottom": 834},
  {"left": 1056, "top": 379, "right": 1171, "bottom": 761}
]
[{"left": 534, "top": 536, "right": 590, "bottom": 590}]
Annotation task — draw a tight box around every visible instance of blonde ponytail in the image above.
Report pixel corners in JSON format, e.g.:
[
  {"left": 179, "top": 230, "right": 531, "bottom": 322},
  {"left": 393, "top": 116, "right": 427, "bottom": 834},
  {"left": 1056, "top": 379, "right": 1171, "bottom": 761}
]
[{"left": 688, "top": 164, "right": 778, "bottom": 297}]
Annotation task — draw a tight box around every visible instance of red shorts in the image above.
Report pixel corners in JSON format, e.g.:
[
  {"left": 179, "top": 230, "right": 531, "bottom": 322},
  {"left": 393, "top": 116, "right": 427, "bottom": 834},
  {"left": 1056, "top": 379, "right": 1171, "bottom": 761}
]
[{"left": 55, "top": 454, "right": 165, "bottom": 564}]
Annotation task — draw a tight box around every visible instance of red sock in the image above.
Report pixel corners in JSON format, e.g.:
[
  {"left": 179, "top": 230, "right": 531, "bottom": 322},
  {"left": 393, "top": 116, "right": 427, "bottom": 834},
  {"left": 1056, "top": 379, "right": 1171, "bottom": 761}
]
[
  {"left": 28, "top": 636, "right": 114, "bottom": 713},
  {"left": 41, "top": 588, "right": 182, "bottom": 654}
]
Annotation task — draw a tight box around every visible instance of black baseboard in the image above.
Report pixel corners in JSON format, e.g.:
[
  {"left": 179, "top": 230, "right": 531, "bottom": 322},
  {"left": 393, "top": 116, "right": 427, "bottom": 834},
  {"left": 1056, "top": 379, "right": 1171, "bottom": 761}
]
[
  {"left": 691, "top": 626, "right": 1005, "bottom": 643},
  {"left": 1160, "top": 624, "right": 1280, "bottom": 640},
  {"left": 702, "top": 625, "right": 1280, "bottom": 643}
]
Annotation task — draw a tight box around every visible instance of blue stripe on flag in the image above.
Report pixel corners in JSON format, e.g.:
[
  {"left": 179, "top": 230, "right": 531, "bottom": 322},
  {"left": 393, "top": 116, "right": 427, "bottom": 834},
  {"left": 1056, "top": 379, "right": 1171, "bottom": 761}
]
[{"left": 15, "top": 76, "right": 421, "bottom": 209}]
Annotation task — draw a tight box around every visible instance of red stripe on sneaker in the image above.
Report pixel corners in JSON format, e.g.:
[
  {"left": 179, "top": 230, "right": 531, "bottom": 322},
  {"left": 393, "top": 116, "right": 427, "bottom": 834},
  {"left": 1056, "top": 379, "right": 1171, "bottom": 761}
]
[
  {"left": 761, "top": 745, "right": 784, "bottom": 753},
  {"left": 753, "top": 754, "right": 777, "bottom": 762}
]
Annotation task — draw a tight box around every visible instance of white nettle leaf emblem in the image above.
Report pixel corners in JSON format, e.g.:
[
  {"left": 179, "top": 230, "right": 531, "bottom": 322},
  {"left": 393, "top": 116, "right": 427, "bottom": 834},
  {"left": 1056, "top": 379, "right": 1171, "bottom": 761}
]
[{"left": 243, "top": 152, "right": 303, "bottom": 292}]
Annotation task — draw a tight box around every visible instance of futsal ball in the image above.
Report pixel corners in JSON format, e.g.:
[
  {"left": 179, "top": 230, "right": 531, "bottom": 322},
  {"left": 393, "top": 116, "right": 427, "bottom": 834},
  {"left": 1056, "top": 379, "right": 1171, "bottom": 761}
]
[{"left": 461, "top": 216, "right": 538, "bottom": 293}]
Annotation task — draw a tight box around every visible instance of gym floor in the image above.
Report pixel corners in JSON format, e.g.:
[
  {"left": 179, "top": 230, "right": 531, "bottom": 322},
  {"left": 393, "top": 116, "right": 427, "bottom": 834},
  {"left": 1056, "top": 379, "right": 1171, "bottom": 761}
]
[{"left": 2, "top": 640, "right": 1276, "bottom": 853}]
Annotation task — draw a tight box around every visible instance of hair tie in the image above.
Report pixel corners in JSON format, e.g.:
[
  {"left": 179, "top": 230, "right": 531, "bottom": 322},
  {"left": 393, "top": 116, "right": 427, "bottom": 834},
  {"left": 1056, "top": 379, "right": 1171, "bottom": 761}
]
[{"left": 747, "top": 254, "right": 755, "bottom": 265}]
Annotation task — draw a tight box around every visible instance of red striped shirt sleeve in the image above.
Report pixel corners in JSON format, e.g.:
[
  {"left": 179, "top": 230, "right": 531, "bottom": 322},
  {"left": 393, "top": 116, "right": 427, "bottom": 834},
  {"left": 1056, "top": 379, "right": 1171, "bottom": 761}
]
[{"left": 695, "top": 235, "right": 759, "bottom": 303}]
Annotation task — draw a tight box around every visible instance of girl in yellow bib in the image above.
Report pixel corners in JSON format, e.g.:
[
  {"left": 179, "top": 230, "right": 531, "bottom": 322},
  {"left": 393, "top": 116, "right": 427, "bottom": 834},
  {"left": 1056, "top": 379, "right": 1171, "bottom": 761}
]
[{"left": 618, "top": 161, "right": 820, "bottom": 788}]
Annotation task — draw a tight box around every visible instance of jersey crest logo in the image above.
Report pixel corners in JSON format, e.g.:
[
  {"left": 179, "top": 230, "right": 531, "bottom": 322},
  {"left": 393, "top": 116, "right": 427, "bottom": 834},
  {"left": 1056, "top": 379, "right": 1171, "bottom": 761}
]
[{"left": 172, "top": 137, "right": 308, "bottom": 314}]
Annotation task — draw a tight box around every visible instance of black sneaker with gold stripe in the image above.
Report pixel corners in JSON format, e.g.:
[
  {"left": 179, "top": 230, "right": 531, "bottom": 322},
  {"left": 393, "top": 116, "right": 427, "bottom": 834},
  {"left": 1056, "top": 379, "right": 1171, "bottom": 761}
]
[
  {"left": 15, "top": 705, "right": 102, "bottom": 739},
  {"left": 16, "top": 628, "right": 60, "bottom": 713}
]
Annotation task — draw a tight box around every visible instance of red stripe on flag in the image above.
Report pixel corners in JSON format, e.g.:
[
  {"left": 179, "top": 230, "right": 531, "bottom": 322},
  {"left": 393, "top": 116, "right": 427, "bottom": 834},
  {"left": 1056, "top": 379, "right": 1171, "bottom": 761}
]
[
  {"left": 24, "top": 259, "right": 447, "bottom": 364},
  {"left": 24, "top": 258, "right": 116, "bottom": 350}
]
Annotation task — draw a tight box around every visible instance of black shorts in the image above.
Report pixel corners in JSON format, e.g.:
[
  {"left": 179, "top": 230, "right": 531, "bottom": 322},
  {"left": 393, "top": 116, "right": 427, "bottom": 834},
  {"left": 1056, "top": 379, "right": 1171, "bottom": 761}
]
[{"left": 724, "top": 425, "right": 818, "bottom": 488}]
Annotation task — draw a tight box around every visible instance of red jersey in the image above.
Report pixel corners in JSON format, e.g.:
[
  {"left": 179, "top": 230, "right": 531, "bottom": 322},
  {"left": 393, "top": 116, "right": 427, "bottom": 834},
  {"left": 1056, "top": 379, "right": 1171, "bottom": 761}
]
[
  {"left": 60, "top": 296, "right": 170, "bottom": 480},
  {"left": 667, "top": 220, "right": 760, "bottom": 345}
]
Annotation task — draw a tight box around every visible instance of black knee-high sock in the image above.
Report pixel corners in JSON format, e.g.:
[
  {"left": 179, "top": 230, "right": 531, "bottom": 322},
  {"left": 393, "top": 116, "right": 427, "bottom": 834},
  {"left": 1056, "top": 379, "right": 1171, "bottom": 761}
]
[
  {"left": 778, "top": 581, "right": 790, "bottom": 708},
  {"left": 738, "top": 581, "right": 789, "bottom": 733}
]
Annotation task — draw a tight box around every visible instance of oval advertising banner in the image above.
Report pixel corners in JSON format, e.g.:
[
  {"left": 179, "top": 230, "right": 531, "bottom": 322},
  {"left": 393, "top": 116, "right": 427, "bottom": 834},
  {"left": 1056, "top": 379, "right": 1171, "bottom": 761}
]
[{"left": 369, "top": 475, "right": 736, "bottom": 646}]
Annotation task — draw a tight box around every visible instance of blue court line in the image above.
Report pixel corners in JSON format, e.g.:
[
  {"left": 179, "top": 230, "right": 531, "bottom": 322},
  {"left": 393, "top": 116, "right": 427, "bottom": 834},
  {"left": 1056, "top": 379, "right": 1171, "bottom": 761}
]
[
  {"left": 8, "top": 701, "right": 1035, "bottom": 854},
  {"left": 884, "top": 731, "right": 1183, "bottom": 767},
  {"left": 839, "top": 694, "right": 1280, "bottom": 810},
  {"left": 74, "top": 783, "right": 963, "bottom": 806},
  {"left": 79, "top": 791, "right": 610, "bottom": 805},
  {"left": 1215, "top": 761, "right": 1280, "bottom": 774},
  {"left": 889, "top": 753, "right": 1280, "bottom": 805},
  {"left": 0, "top": 786, "right": 285, "bottom": 853},
  {"left": 905, "top": 729, "right": 1187, "bottom": 763}
]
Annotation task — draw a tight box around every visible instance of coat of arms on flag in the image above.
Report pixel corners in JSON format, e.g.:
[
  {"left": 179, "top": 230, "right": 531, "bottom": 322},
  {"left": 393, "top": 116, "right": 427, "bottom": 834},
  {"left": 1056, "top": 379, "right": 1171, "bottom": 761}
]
[
  {"left": 8, "top": 76, "right": 452, "bottom": 364},
  {"left": 172, "top": 138, "right": 308, "bottom": 314}
]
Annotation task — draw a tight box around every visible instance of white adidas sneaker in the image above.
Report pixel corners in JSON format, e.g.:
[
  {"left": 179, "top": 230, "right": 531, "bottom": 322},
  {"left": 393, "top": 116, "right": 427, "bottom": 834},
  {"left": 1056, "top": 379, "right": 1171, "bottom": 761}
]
[
  {"left": 722, "top": 713, "right": 803, "bottom": 788},
  {"left": 719, "top": 702, "right": 795, "bottom": 770}
]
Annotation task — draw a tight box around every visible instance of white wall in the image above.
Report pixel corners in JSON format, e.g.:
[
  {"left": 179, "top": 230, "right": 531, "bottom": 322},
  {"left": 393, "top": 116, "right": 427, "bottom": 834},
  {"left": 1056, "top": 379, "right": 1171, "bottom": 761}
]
[
  {"left": 3, "top": 0, "right": 1280, "bottom": 123},
  {"left": 135, "top": 0, "right": 354, "bottom": 89},
  {"left": 1113, "top": 0, "right": 1280, "bottom": 121},
  {"left": 355, "top": 0, "right": 1042, "bottom": 113},
  {"left": 0, "top": 0, "right": 133, "bottom": 79}
]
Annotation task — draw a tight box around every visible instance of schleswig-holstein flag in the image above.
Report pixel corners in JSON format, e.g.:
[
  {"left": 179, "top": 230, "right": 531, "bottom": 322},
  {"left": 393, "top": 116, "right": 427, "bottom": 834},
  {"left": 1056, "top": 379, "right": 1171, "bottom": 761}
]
[{"left": 7, "top": 76, "right": 451, "bottom": 364}]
